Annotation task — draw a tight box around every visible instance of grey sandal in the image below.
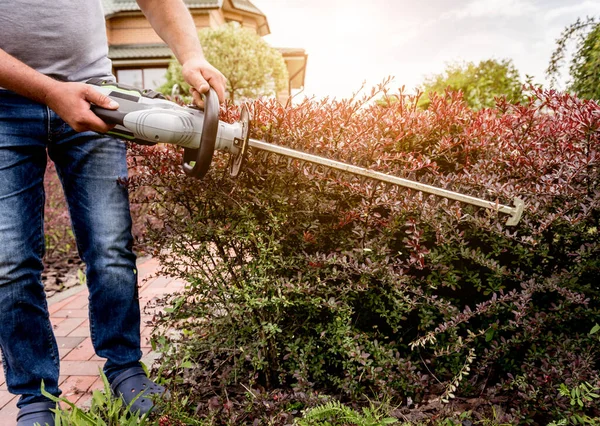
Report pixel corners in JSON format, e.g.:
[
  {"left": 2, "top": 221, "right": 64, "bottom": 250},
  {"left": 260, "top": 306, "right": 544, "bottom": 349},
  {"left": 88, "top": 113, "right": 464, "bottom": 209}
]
[
  {"left": 110, "top": 366, "right": 167, "bottom": 415},
  {"left": 16, "top": 401, "right": 56, "bottom": 426}
]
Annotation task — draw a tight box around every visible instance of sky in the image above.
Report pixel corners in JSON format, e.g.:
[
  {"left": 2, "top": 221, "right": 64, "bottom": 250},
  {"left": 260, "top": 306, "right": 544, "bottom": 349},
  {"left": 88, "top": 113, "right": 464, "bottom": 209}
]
[{"left": 252, "top": 0, "right": 600, "bottom": 100}]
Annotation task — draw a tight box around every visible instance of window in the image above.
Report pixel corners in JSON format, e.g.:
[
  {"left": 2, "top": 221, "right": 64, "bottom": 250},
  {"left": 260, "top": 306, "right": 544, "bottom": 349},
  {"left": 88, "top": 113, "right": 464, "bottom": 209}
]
[
  {"left": 143, "top": 68, "right": 168, "bottom": 89},
  {"left": 116, "top": 69, "right": 142, "bottom": 88},
  {"left": 116, "top": 68, "right": 167, "bottom": 90}
]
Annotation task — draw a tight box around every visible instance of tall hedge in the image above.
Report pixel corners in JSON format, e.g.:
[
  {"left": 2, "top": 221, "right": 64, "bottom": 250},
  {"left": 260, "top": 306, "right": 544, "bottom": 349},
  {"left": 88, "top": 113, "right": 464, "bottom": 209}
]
[{"left": 128, "top": 85, "right": 600, "bottom": 424}]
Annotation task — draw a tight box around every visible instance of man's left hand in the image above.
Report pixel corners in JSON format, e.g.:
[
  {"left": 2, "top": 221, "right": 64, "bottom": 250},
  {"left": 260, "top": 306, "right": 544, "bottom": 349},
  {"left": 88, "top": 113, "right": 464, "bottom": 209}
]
[{"left": 181, "top": 56, "right": 227, "bottom": 105}]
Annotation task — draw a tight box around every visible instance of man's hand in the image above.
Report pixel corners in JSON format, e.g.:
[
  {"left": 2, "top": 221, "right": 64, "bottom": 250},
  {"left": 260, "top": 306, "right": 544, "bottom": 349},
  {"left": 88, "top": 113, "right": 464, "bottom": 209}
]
[
  {"left": 44, "top": 82, "right": 120, "bottom": 133},
  {"left": 181, "top": 56, "right": 227, "bottom": 105},
  {"left": 135, "top": 0, "right": 227, "bottom": 104}
]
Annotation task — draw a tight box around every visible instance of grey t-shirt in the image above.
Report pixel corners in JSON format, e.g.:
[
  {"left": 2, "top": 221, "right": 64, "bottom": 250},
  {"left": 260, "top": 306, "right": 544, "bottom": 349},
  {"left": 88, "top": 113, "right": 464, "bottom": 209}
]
[{"left": 0, "top": 0, "right": 113, "bottom": 82}]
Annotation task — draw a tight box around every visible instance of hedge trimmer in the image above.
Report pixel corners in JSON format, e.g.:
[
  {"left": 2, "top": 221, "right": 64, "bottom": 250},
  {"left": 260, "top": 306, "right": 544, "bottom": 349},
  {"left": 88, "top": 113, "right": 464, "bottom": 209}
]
[{"left": 88, "top": 79, "right": 524, "bottom": 226}]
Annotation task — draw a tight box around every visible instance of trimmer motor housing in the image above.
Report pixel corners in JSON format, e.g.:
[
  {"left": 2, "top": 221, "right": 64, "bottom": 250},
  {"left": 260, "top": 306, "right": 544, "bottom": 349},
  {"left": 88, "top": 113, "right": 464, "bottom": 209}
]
[{"left": 87, "top": 78, "right": 250, "bottom": 179}]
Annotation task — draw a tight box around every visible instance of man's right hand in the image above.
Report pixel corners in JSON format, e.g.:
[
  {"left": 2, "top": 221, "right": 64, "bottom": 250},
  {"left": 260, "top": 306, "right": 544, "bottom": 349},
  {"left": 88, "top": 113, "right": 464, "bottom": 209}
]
[
  {"left": 43, "top": 81, "right": 120, "bottom": 133},
  {"left": 0, "top": 49, "right": 118, "bottom": 133}
]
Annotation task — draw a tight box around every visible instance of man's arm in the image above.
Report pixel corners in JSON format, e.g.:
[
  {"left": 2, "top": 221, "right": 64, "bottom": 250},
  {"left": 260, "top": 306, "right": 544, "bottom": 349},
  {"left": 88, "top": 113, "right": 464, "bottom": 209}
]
[
  {"left": 136, "top": 0, "right": 227, "bottom": 104},
  {"left": 0, "top": 48, "right": 118, "bottom": 133}
]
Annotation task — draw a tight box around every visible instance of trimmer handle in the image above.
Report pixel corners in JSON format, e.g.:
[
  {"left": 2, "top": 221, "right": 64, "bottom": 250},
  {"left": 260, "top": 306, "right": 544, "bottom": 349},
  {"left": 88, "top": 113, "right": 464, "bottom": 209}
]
[
  {"left": 182, "top": 88, "right": 219, "bottom": 179},
  {"left": 90, "top": 106, "right": 126, "bottom": 126},
  {"left": 88, "top": 79, "right": 221, "bottom": 180}
]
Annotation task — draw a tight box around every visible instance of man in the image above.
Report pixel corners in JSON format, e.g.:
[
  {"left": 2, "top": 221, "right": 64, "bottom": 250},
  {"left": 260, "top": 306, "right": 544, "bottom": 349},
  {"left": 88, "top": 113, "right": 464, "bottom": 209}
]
[{"left": 0, "top": 0, "right": 227, "bottom": 424}]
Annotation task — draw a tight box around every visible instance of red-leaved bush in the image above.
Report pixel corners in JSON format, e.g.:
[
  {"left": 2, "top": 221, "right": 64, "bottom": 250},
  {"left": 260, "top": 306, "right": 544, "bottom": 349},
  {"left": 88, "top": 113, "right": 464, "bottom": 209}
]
[
  {"left": 43, "top": 162, "right": 81, "bottom": 291},
  {"left": 128, "top": 83, "right": 600, "bottom": 423}
]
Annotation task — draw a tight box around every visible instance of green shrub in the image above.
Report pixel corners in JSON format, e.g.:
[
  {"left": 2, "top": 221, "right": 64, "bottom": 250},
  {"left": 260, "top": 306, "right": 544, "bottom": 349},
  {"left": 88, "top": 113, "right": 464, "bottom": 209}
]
[{"left": 129, "top": 84, "right": 600, "bottom": 423}]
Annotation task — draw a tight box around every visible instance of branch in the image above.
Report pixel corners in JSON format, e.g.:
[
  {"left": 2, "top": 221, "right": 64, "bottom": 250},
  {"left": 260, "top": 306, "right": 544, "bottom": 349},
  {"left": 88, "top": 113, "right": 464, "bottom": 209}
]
[{"left": 546, "top": 16, "right": 597, "bottom": 87}]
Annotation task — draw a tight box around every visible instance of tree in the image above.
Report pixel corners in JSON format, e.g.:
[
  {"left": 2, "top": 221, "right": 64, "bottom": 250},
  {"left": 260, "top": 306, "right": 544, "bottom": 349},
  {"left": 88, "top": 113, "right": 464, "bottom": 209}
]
[
  {"left": 547, "top": 17, "right": 600, "bottom": 100},
  {"left": 160, "top": 22, "right": 288, "bottom": 103},
  {"left": 418, "top": 59, "right": 525, "bottom": 110}
]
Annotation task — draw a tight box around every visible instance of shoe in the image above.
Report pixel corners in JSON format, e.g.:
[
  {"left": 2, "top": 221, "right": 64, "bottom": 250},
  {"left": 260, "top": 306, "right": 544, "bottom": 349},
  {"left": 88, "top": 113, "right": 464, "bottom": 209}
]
[
  {"left": 110, "top": 366, "right": 167, "bottom": 415},
  {"left": 16, "top": 401, "right": 55, "bottom": 426}
]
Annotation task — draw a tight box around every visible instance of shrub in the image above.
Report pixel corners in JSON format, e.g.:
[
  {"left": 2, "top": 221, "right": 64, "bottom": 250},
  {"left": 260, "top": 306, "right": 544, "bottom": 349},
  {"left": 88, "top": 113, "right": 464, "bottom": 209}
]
[
  {"left": 43, "top": 161, "right": 81, "bottom": 291},
  {"left": 129, "top": 84, "right": 600, "bottom": 423}
]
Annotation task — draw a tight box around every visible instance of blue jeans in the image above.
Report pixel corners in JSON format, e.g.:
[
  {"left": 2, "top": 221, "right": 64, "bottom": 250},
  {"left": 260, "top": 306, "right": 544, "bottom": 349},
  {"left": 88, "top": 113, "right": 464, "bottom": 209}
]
[{"left": 0, "top": 90, "right": 142, "bottom": 407}]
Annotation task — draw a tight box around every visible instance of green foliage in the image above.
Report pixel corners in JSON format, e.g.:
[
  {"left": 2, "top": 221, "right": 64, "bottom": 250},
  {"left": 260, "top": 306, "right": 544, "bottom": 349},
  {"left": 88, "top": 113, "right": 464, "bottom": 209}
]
[
  {"left": 159, "top": 22, "right": 288, "bottom": 102},
  {"left": 546, "top": 382, "right": 600, "bottom": 425},
  {"left": 296, "top": 400, "right": 398, "bottom": 426},
  {"left": 547, "top": 17, "right": 600, "bottom": 100},
  {"left": 129, "top": 82, "right": 600, "bottom": 424},
  {"left": 418, "top": 59, "right": 525, "bottom": 110},
  {"left": 498, "top": 334, "right": 600, "bottom": 423},
  {"left": 569, "top": 23, "right": 600, "bottom": 100},
  {"left": 591, "top": 324, "right": 600, "bottom": 339},
  {"left": 560, "top": 382, "right": 600, "bottom": 410},
  {"left": 41, "top": 374, "right": 151, "bottom": 425}
]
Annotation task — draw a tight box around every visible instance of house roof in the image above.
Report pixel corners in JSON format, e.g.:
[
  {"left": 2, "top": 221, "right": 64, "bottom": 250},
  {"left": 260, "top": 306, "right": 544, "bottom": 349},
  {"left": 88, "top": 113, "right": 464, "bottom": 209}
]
[
  {"left": 278, "top": 47, "right": 308, "bottom": 56},
  {"left": 109, "top": 44, "right": 173, "bottom": 59},
  {"left": 226, "top": 0, "right": 263, "bottom": 15},
  {"left": 102, "top": 0, "right": 264, "bottom": 18}
]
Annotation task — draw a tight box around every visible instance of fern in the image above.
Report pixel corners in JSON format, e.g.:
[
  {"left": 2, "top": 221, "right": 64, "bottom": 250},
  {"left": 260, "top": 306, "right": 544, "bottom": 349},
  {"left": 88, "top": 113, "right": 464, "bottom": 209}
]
[{"left": 296, "top": 400, "right": 398, "bottom": 426}]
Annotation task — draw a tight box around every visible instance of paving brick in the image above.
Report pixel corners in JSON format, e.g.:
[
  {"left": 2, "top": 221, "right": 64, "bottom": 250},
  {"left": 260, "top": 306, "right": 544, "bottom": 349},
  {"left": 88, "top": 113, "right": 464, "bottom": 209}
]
[
  {"left": 145, "top": 287, "right": 179, "bottom": 295},
  {"left": 141, "top": 325, "right": 154, "bottom": 337},
  {"left": 50, "top": 316, "right": 66, "bottom": 327},
  {"left": 56, "top": 336, "right": 86, "bottom": 351},
  {"left": 137, "top": 257, "right": 159, "bottom": 278},
  {"left": 139, "top": 278, "right": 156, "bottom": 291},
  {"left": 167, "top": 278, "right": 187, "bottom": 289},
  {"left": 0, "top": 365, "right": 4, "bottom": 387},
  {"left": 60, "top": 375, "right": 97, "bottom": 404},
  {"left": 141, "top": 334, "right": 153, "bottom": 349},
  {"left": 58, "top": 343, "right": 85, "bottom": 364},
  {"left": 76, "top": 376, "right": 106, "bottom": 409},
  {"left": 141, "top": 314, "right": 157, "bottom": 326},
  {"left": 53, "top": 317, "right": 87, "bottom": 337},
  {"left": 63, "top": 294, "right": 89, "bottom": 310},
  {"left": 0, "top": 399, "right": 18, "bottom": 425},
  {"left": 60, "top": 361, "right": 105, "bottom": 377},
  {"left": 0, "top": 390, "right": 15, "bottom": 410},
  {"left": 48, "top": 294, "right": 78, "bottom": 314},
  {"left": 58, "top": 346, "right": 73, "bottom": 359},
  {"left": 148, "top": 275, "right": 175, "bottom": 289},
  {"left": 62, "top": 338, "right": 96, "bottom": 362},
  {"left": 90, "top": 353, "right": 106, "bottom": 361},
  {"left": 68, "top": 320, "right": 91, "bottom": 338},
  {"left": 139, "top": 296, "right": 158, "bottom": 311},
  {"left": 89, "top": 376, "right": 106, "bottom": 393},
  {"left": 52, "top": 308, "right": 89, "bottom": 318}
]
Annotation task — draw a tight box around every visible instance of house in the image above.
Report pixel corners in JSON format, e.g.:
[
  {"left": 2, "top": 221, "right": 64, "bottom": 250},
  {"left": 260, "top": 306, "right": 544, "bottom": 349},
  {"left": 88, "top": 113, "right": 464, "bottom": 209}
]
[{"left": 102, "top": 0, "right": 307, "bottom": 102}]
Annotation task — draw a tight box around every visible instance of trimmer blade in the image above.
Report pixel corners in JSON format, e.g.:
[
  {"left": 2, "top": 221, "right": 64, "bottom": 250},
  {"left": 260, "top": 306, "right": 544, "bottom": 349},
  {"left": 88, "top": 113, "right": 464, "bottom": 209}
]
[{"left": 229, "top": 105, "right": 250, "bottom": 177}]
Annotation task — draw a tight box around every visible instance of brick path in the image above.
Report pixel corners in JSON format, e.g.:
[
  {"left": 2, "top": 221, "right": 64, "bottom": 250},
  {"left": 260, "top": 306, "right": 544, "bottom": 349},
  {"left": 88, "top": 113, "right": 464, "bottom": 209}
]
[{"left": 0, "top": 257, "right": 184, "bottom": 425}]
